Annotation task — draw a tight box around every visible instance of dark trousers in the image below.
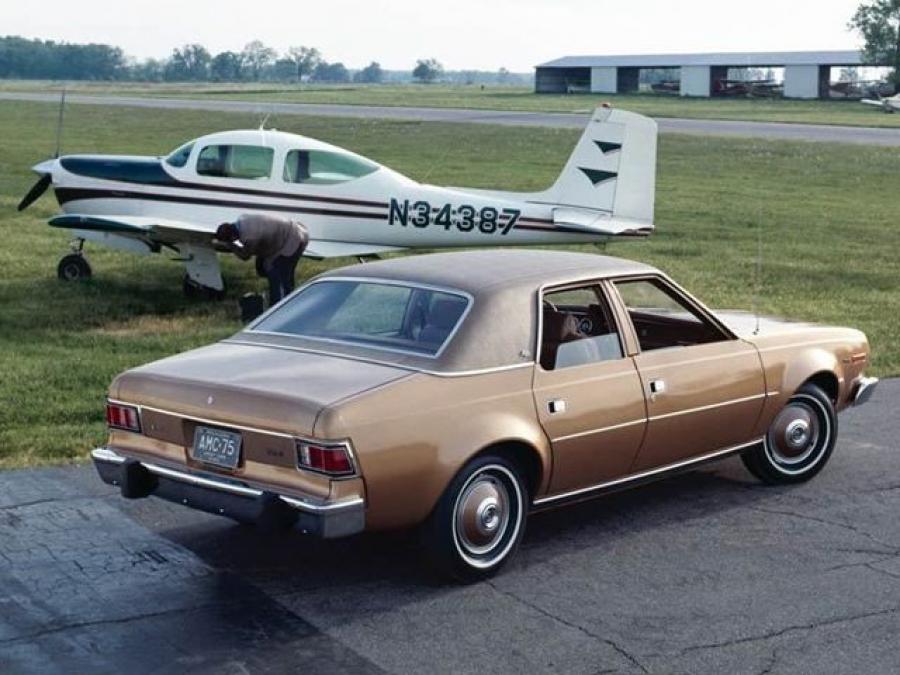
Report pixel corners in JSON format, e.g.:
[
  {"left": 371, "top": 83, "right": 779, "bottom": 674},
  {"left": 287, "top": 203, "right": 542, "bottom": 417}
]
[{"left": 264, "top": 247, "right": 302, "bottom": 306}]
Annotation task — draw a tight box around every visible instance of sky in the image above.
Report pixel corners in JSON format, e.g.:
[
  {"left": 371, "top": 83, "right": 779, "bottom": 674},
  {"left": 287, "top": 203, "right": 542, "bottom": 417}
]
[{"left": 3, "top": 0, "right": 867, "bottom": 72}]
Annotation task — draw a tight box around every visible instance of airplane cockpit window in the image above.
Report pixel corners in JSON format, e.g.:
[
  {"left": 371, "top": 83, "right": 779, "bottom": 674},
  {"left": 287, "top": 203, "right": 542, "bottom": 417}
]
[
  {"left": 283, "top": 150, "right": 379, "bottom": 185},
  {"left": 196, "top": 144, "right": 274, "bottom": 179},
  {"left": 165, "top": 142, "right": 194, "bottom": 168}
]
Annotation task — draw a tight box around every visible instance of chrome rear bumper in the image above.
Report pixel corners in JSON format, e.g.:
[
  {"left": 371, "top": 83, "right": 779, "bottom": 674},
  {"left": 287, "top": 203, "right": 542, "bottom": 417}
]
[
  {"left": 91, "top": 447, "right": 365, "bottom": 538},
  {"left": 852, "top": 376, "right": 879, "bottom": 407}
]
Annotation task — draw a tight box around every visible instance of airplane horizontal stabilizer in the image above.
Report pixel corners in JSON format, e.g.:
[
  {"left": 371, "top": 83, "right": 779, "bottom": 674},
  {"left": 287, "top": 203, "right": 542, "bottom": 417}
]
[{"left": 552, "top": 208, "right": 652, "bottom": 237}]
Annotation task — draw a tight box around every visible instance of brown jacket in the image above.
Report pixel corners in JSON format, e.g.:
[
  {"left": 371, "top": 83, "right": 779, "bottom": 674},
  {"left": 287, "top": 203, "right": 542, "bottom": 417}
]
[{"left": 235, "top": 214, "right": 308, "bottom": 268}]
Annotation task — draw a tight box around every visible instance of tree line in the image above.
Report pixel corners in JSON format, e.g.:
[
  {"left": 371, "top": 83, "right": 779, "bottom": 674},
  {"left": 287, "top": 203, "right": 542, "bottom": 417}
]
[{"left": 0, "top": 36, "right": 530, "bottom": 85}]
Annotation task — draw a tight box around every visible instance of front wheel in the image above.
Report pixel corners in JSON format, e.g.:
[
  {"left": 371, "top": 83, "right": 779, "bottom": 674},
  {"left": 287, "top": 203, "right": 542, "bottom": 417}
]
[
  {"left": 422, "top": 454, "right": 527, "bottom": 582},
  {"left": 57, "top": 254, "right": 92, "bottom": 281},
  {"left": 741, "top": 383, "right": 837, "bottom": 484}
]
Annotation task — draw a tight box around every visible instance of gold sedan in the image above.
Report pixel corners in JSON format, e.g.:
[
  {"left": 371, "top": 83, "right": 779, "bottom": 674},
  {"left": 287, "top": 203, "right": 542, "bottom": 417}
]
[{"left": 93, "top": 250, "right": 878, "bottom": 580}]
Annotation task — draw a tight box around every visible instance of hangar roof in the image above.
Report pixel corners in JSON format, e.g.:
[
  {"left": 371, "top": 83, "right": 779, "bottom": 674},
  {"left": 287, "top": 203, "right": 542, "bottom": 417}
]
[{"left": 537, "top": 50, "right": 866, "bottom": 69}]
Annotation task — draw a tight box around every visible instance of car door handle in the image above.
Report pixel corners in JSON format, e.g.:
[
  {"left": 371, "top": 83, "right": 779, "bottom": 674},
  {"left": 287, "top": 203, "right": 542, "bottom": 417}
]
[
  {"left": 649, "top": 379, "right": 666, "bottom": 400},
  {"left": 548, "top": 399, "right": 567, "bottom": 414}
]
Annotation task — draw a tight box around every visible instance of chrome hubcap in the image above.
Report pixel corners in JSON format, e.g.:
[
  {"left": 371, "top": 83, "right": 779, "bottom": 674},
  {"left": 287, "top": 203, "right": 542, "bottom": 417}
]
[
  {"left": 785, "top": 419, "right": 810, "bottom": 449},
  {"left": 768, "top": 403, "right": 819, "bottom": 465},
  {"left": 455, "top": 474, "right": 510, "bottom": 556}
]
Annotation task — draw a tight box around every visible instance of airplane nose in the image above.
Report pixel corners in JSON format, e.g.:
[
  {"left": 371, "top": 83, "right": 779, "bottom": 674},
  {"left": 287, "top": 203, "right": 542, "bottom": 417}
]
[
  {"left": 19, "top": 158, "right": 59, "bottom": 212},
  {"left": 32, "top": 158, "right": 58, "bottom": 174}
]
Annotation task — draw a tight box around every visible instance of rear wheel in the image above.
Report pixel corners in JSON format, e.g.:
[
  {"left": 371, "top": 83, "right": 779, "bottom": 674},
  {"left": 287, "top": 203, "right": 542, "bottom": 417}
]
[
  {"left": 422, "top": 454, "right": 527, "bottom": 582},
  {"left": 741, "top": 383, "right": 837, "bottom": 484}
]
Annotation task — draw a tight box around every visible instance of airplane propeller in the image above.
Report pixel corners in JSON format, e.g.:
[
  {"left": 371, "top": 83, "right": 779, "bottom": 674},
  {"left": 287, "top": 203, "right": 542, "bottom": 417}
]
[
  {"left": 18, "top": 89, "right": 66, "bottom": 212},
  {"left": 17, "top": 173, "right": 52, "bottom": 212}
]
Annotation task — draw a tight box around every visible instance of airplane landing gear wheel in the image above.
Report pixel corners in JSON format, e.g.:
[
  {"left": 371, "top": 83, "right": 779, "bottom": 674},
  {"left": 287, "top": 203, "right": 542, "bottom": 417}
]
[
  {"left": 57, "top": 254, "right": 92, "bottom": 281},
  {"left": 182, "top": 274, "right": 226, "bottom": 301}
]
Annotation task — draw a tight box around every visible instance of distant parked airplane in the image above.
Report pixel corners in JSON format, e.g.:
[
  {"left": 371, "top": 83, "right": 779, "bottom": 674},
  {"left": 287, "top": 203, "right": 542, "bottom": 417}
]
[
  {"left": 861, "top": 94, "right": 900, "bottom": 113},
  {"left": 18, "top": 106, "right": 657, "bottom": 298}
]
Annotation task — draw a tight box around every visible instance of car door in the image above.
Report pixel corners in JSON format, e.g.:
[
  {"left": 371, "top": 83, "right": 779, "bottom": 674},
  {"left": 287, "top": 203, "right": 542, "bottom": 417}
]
[
  {"left": 609, "top": 276, "right": 766, "bottom": 472},
  {"left": 532, "top": 283, "right": 647, "bottom": 495}
]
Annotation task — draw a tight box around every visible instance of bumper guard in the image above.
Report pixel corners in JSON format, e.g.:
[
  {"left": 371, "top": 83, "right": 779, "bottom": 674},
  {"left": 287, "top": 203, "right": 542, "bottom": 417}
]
[
  {"left": 91, "top": 447, "right": 365, "bottom": 538},
  {"left": 852, "top": 376, "right": 879, "bottom": 407}
]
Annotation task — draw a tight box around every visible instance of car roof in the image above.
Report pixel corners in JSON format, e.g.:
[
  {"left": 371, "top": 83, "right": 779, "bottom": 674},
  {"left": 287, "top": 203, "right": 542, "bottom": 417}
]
[
  {"left": 319, "top": 249, "right": 658, "bottom": 295},
  {"left": 245, "top": 250, "right": 661, "bottom": 374}
]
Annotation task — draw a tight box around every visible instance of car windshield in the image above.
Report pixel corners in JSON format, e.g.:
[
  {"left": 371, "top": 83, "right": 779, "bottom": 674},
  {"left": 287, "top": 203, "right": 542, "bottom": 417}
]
[{"left": 252, "top": 280, "right": 470, "bottom": 357}]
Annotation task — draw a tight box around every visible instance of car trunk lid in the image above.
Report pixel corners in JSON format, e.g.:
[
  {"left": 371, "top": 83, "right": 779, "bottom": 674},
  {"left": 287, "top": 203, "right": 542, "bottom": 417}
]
[{"left": 111, "top": 341, "right": 411, "bottom": 438}]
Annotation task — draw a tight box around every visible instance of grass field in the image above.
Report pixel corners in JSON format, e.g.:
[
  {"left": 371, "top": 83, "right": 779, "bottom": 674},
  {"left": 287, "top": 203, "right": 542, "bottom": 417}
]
[
  {"left": 3, "top": 80, "right": 900, "bottom": 128},
  {"left": 0, "top": 100, "right": 897, "bottom": 470}
]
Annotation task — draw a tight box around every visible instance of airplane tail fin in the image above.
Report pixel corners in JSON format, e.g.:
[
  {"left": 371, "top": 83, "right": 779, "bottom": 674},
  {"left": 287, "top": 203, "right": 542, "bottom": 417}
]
[{"left": 536, "top": 107, "right": 658, "bottom": 231}]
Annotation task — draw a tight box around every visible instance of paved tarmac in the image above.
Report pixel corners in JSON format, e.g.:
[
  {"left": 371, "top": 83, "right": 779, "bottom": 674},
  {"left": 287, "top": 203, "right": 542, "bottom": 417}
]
[
  {"left": 0, "top": 380, "right": 897, "bottom": 674},
  {"left": 2, "top": 91, "right": 899, "bottom": 146}
]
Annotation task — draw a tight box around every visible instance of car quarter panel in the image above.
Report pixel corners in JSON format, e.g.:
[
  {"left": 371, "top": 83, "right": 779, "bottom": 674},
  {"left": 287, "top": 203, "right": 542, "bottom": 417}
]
[{"left": 313, "top": 366, "right": 549, "bottom": 531}]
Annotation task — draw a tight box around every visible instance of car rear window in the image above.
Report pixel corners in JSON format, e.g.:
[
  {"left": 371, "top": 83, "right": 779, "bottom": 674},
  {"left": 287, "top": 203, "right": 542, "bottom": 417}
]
[{"left": 251, "top": 280, "right": 470, "bottom": 357}]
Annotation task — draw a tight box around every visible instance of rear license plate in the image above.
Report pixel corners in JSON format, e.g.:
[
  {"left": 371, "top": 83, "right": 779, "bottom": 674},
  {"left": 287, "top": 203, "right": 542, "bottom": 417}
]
[{"left": 191, "top": 426, "right": 242, "bottom": 470}]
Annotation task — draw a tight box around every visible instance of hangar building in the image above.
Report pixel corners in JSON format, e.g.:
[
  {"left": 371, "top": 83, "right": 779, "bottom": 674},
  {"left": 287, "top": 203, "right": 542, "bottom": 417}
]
[{"left": 535, "top": 51, "right": 869, "bottom": 99}]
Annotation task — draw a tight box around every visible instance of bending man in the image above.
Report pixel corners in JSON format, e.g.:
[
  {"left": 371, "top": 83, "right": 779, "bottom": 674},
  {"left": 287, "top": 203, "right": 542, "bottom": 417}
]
[{"left": 215, "top": 214, "right": 309, "bottom": 305}]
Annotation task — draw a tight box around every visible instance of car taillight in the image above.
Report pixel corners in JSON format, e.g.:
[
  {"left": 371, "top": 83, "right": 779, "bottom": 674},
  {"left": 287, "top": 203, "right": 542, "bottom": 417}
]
[
  {"left": 106, "top": 401, "right": 141, "bottom": 433},
  {"left": 296, "top": 440, "right": 354, "bottom": 476}
]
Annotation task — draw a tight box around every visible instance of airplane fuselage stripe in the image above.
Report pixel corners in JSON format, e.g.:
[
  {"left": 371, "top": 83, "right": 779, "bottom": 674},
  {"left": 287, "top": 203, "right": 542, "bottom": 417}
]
[
  {"left": 52, "top": 187, "right": 594, "bottom": 235},
  {"left": 55, "top": 187, "right": 388, "bottom": 220}
]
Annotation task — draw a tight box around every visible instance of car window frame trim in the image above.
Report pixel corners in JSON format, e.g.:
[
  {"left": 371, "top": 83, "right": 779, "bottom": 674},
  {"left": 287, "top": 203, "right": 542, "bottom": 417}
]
[
  {"left": 247, "top": 276, "right": 475, "bottom": 360},
  {"left": 536, "top": 279, "right": 628, "bottom": 373}
]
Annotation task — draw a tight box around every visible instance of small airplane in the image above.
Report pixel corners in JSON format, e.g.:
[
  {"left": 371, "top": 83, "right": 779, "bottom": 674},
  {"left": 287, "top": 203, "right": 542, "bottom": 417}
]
[
  {"left": 861, "top": 94, "right": 900, "bottom": 113},
  {"left": 650, "top": 80, "right": 680, "bottom": 94},
  {"left": 18, "top": 105, "right": 658, "bottom": 298}
]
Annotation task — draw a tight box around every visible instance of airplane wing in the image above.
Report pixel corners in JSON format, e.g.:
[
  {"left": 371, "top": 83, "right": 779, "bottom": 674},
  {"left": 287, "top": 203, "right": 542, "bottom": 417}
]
[
  {"left": 861, "top": 99, "right": 886, "bottom": 108},
  {"left": 49, "top": 214, "right": 406, "bottom": 259},
  {"left": 49, "top": 214, "right": 214, "bottom": 245}
]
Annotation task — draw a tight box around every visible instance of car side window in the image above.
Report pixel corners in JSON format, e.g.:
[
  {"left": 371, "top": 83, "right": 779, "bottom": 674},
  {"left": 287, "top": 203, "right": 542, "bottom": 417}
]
[
  {"left": 196, "top": 144, "right": 274, "bottom": 179},
  {"left": 614, "top": 278, "right": 728, "bottom": 352},
  {"left": 540, "top": 285, "right": 623, "bottom": 371}
]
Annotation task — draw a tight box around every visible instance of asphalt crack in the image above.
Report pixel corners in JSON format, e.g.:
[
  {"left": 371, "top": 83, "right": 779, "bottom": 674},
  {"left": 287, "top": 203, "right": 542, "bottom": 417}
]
[
  {"left": 486, "top": 581, "right": 649, "bottom": 673},
  {"left": 756, "top": 647, "right": 780, "bottom": 675},
  {"left": 671, "top": 605, "right": 900, "bottom": 657},
  {"left": 747, "top": 505, "right": 898, "bottom": 551},
  {"left": 0, "top": 494, "right": 115, "bottom": 512},
  {"left": 0, "top": 603, "right": 223, "bottom": 646},
  {"left": 865, "top": 563, "right": 900, "bottom": 582}
]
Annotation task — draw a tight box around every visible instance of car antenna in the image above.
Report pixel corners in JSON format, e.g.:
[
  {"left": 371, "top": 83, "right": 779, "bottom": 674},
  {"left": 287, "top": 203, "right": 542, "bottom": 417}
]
[
  {"left": 53, "top": 87, "right": 67, "bottom": 158},
  {"left": 752, "top": 205, "right": 763, "bottom": 336}
]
